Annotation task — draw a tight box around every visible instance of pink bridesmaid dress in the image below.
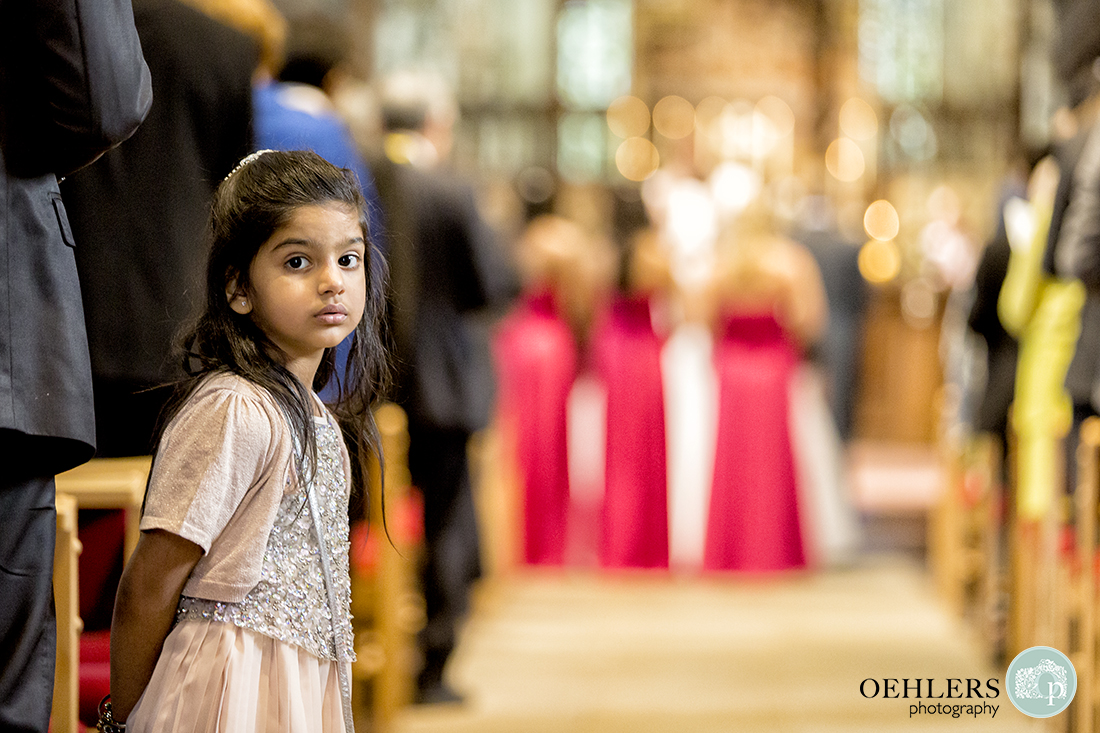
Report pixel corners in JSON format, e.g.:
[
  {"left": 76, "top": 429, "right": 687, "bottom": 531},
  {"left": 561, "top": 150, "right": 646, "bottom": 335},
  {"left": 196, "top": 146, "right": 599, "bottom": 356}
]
[
  {"left": 705, "top": 310, "right": 806, "bottom": 572},
  {"left": 492, "top": 290, "right": 578, "bottom": 565},
  {"left": 595, "top": 293, "right": 669, "bottom": 569}
]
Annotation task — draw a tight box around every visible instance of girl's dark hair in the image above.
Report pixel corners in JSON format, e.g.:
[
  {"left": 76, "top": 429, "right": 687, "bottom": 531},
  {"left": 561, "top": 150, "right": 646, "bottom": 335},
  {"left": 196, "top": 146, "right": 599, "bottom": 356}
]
[{"left": 157, "top": 149, "right": 390, "bottom": 495}]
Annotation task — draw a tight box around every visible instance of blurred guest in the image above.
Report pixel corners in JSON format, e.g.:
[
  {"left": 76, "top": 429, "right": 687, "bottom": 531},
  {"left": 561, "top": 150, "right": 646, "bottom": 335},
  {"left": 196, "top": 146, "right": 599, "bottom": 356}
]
[
  {"left": 63, "top": 0, "right": 257, "bottom": 459},
  {"left": 492, "top": 215, "right": 585, "bottom": 566},
  {"left": 0, "top": 1, "right": 151, "bottom": 729},
  {"left": 704, "top": 208, "right": 826, "bottom": 572},
  {"left": 790, "top": 195, "right": 868, "bottom": 442},
  {"left": 252, "top": 13, "right": 384, "bottom": 243},
  {"left": 1050, "top": 96, "right": 1100, "bottom": 495},
  {"left": 593, "top": 227, "right": 673, "bottom": 569},
  {"left": 999, "top": 154, "right": 1083, "bottom": 520},
  {"left": 375, "top": 71, "right": 516, "bottom": 703},
  {"left": 967, "top": 161, "right": 1029, "bottom": 451}
]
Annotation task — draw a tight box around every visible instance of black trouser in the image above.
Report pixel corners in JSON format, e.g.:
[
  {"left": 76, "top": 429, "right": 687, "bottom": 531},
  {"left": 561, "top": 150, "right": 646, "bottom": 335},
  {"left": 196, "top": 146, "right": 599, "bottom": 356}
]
[
  {"left": 0, "top": 472, "right": 57, "bottom": 733},
  {"left": 407, "top": 422, "right": 482, "bottom": 689}
]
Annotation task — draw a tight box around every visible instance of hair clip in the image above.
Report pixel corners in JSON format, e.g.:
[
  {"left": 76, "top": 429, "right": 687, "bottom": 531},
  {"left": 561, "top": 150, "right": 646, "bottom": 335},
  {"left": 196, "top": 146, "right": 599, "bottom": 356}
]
[{"left": 223, "top": 149, "right": 277, "bottom": 182}]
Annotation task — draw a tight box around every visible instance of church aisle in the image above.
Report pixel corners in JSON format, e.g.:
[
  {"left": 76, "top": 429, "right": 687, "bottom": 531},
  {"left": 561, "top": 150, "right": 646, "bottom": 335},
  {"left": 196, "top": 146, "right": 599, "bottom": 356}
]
[{"left": 391, "top": 556, "right": 1047, "bottom": 732}]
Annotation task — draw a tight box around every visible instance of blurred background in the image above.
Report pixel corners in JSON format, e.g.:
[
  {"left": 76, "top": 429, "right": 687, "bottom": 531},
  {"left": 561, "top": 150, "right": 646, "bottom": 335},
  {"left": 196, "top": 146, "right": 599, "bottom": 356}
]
[{"left": 56, "top": 0, "right": 1100, "bottom": 731}]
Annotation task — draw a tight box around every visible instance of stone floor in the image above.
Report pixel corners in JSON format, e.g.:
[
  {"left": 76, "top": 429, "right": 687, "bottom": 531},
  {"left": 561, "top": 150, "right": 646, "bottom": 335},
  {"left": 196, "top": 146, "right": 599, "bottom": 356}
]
[{"left": 387, "top": 555, "right": 1052, "bottom": 733}]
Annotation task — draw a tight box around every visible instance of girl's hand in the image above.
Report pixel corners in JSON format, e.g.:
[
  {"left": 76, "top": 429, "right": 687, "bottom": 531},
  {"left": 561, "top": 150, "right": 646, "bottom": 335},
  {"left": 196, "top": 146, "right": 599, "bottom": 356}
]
[{"left": 110, "top": 529, "right": 203, "bottom": 721}]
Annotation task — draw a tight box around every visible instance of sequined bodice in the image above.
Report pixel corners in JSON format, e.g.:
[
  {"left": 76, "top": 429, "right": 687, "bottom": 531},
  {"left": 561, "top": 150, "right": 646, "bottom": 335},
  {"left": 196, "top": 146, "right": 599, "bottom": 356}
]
[{"left": 176, "top": 416, "right": 354, "bottom": 661}]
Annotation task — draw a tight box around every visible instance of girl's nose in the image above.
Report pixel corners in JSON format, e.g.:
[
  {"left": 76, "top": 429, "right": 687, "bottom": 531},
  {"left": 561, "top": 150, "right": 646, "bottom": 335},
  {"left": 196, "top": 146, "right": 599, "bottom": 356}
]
[{"left": 319, "top": 260, "right": 345, "bottom": 294}]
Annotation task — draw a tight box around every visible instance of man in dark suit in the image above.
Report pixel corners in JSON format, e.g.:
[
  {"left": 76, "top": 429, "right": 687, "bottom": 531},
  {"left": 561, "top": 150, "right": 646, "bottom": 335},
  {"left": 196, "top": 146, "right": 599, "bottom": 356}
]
[
  {"left": 0, "top": 1, "right": 151, "bottom": 730},
  {"left": 62, "top": 0, "right": 256, "bottom": 460},
  {"left": 376, "top": 73, "right": 517, "bottom": 704}
]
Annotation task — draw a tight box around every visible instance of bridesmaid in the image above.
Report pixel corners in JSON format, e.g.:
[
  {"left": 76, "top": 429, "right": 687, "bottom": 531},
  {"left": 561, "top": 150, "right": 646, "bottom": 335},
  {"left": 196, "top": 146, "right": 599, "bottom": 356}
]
[
  {"left": 595, "top": 228, "right": 675, "bottom": 569},
  {"left": 492, "top": 215, "right": 599, "bottom": 565},
  {"left": 704, "top": 207, "right": 827, "bottom": 572}
]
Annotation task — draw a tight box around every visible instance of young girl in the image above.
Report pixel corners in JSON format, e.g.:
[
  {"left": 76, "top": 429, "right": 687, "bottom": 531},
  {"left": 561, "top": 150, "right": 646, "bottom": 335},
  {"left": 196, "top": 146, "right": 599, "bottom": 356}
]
[{"left": 104, "top": 149, "right": 388, "bottom": 733}]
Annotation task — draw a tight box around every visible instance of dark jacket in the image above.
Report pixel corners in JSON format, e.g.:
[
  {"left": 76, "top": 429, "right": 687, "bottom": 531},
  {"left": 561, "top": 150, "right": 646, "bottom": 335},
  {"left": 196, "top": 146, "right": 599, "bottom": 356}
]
[
  {"left": 62, "top": 0, "right": 256, "bottom": 386},
  {"left": 0, "top": 0, "right": 152, "bottom": 472},
  {"left": 1050, "top": 119, "right": 1100, "bottom": 410},
  {"left": 376, "top": 159, "right": 517, "bottom": 432}
]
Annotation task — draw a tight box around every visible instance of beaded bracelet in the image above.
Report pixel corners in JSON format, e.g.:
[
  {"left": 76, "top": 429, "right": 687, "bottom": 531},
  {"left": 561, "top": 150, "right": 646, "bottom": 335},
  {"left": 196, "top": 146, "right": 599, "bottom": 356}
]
[{"left": 96, "top": 695, "right": 126, "bottom": 732}]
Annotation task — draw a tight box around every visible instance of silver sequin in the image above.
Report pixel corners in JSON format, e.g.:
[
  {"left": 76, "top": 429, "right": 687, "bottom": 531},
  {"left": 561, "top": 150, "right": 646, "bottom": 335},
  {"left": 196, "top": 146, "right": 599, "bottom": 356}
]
[{"left": 177, "top": 416, "right": 355, "bottom": 662}]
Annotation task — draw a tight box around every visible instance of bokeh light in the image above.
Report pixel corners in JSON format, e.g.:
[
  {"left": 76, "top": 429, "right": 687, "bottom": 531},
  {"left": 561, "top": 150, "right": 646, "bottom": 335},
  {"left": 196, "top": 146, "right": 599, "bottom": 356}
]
[
  {"left": 890, "top": 105, "right": 936, "bottom": 160},
  {"left": 901, "top": 277, "right": 937, "bottom": 327},
  {"left": 516, "top": 166, "right": 556, "bottom": 204},
  {"left": 864, "top": 199, "right": 900, "bottom": 241},
  {"left": 709, "top": 161, "right": 761, "bottom": 215},
  {"left": 926, "top": 185, "right": 961, "bottom": 223},
  {"left": 653, "top": 95, "right": 695, "bottom": 139},
  {"left": 839, "top": 98, "right": 878, "bottom": 141},
  {"left": 825, "top": 137, "right": 865, "bottom": 182},
  {"left": 756, "top": 96, "right": 795, "bottom": 137},
  {"left": 858, "top": 239, "right": 901, "bottom": 283},
  {"left": 616, "top": 137, "right": 660, "bottom": 181},
  {"left": 606, "top": 96, "right": 651, "bottom": 139},
  {"left": 695, "top": 96, "right": 728, "bottom": 132}
]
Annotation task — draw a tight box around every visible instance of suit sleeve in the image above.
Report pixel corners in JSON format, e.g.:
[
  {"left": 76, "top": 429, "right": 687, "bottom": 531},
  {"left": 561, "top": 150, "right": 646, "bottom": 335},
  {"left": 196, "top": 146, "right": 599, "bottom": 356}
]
[
  {"left": 1055, "top": 120, "right": 1100, "bottom": 291},
  {"left": 2, "top": 0, "right": 153, "bottom": 177}
]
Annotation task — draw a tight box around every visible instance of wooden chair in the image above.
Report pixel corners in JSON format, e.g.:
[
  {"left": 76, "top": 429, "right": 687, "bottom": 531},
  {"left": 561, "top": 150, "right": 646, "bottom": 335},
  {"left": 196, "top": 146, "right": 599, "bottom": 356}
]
[
  {"left": 53, "top": 456, "right": 151, "bottom": 728},
  {"left": 351, "top": 403, "right": 424, "bottom": 731},
  {"left": 51, "top": 492, "right": 81, "bottom": 733},
  {"left": 929, "top": 431, "right": 1004, "bottom": 647},
  {"left": 54, "top": 455, "right": 151, "bottom": 562},
  {"left": 1006, "top": 416, "right": 1069, "bottom": 662},
  {"left": 1066, "top": 417, "right": 1100, "bottom": 733}
]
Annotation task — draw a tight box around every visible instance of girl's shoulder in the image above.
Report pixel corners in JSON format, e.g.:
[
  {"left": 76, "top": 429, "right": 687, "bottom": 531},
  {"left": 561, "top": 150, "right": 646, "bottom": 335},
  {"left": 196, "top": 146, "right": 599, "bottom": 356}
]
[
  {"left": 168, "top": 371, "right": 286, "bottom": 442},
  {"left": 193, "top": 370, "right": 274, "bottom": 403}
]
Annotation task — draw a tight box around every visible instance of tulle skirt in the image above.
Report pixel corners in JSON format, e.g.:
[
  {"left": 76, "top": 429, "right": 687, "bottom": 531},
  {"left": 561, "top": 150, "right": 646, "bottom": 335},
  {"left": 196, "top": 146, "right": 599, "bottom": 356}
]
[{"left": 126, "top": 619, "right": 347, "bottom": 733}]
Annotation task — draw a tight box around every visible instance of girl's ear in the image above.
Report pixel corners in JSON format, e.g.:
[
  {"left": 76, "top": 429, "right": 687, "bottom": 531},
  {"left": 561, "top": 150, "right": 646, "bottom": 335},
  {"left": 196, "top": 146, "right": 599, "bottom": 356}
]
[{"left": 226, "top": 276, "right": 253, "bottom": 315}]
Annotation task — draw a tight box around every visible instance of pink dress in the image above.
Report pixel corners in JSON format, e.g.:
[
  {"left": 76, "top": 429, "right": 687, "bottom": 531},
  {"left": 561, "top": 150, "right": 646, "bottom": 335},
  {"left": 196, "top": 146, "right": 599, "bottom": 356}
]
[
  {"left": 127, "top": 374, "right": 352, "bottom": 732},
  {"left": 492, "top": 290, "right": 578, "bottom": 565},
  {"left": 705, "top": 311, "right": 806, "bottom": 572},
  {"left": 594, "top": 294, "right": 669, "bottom": 569}
]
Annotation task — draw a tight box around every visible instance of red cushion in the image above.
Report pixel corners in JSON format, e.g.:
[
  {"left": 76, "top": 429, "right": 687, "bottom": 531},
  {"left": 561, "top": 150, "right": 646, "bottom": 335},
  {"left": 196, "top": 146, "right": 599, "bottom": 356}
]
[
  {"left": 79, "top": 662, "right": 110, "bottom": 727},
  {"left": 350, "top": 488, "right": 424, "bottom": 575},
  {"left": 81, "top": 629, "right": 111, "bottom": 663},
  {"left": 77, "top": 510, "right": 125, "bottom": 628},
  {"left": 79, "top": 630, "right": 112, "bottom": 727}
]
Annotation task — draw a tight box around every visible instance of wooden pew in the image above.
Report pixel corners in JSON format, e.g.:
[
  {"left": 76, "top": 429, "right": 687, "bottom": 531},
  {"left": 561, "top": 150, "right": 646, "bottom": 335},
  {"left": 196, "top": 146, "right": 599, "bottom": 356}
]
[
  {"left": 54, "top": 455, "right": 150, "bottom": 562},
  {"left": 51, "top": 492, "right": 81, "bottom": 733},
  {"left": 1067, "top": 417, "right": 1100, "bottom": 733},
  {"left": 351, "top": 403, "right": 424, "bottom": 731},
  {"left": 930, "top": 431, "right": 1004, "bottom": 649}
]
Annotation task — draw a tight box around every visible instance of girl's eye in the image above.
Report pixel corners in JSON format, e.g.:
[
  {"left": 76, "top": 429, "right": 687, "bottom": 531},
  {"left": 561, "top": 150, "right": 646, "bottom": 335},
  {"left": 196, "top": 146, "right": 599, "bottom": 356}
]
[
  {"left": 286, "top": 256, "right": 306, "bottom": 270},
  {"left": 339, "top": 253, "right": 361, "bottom": 268}
]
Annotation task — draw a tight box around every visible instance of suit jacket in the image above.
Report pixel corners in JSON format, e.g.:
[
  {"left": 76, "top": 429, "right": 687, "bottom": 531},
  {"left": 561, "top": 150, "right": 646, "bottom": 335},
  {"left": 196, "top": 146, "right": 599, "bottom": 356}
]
[
  {"left": 375, "top": 158, "right": 517, "bottom": 433},
  {"left": 62, "top": 0, "right": 256, "bottom": 386},
  {"left": 0, "top": 0, "right": 151, "bottom": 472},
  {"left": 1050, "top": 118, "right": 1100, "bottom": 410}
]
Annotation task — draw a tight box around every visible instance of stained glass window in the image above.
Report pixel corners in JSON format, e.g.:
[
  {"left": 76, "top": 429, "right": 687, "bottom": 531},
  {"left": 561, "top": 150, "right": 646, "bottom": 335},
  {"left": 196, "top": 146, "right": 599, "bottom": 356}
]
[
  {"left": 858, "top": 0, "right": 944, "bottom": 105},
  {"left": 557, "top": 0, "right": 633, "bottom": 111},
  {"left": 557, "top": 0, "right": 633, "bottom": 181}
]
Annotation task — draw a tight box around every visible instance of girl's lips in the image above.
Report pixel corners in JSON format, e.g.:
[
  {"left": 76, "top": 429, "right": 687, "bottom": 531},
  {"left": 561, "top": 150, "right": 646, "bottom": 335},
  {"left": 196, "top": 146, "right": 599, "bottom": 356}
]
[{"left": 316, "top": 304, "right": 347, "bottom": 324}]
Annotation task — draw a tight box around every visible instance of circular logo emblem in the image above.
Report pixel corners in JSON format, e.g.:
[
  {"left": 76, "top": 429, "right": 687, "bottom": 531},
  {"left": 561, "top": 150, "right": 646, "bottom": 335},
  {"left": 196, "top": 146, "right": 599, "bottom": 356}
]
[{"left": 1006, "top": 646, "right": 1076, "bottom": 718}]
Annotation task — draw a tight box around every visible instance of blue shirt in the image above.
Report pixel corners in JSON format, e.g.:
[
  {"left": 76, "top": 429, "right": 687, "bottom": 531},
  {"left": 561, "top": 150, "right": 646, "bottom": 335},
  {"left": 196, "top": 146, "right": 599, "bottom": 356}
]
[{"left": 252, "top": 80, "right": 386, "bottom": 403}]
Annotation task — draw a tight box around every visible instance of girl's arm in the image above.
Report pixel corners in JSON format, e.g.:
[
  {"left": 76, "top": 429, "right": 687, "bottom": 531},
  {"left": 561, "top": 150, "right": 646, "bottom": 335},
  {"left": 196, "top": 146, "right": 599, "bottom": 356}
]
[{"left": 110, "top": 529, "right": 204, "bottom": 721}]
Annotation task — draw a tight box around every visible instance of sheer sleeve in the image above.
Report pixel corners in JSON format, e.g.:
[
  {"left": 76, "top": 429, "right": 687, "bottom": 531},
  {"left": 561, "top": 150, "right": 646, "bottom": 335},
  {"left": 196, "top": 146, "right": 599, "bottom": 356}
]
[{"left": 141, "top": 383, "right": 283, "bottom": 553}]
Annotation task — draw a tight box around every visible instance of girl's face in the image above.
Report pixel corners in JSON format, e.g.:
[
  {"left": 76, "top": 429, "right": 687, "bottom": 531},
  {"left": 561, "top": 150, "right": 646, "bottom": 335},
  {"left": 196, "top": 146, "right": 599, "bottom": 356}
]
[{"left": 232, "top": 202, "right": 367, "bottom": 386}]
